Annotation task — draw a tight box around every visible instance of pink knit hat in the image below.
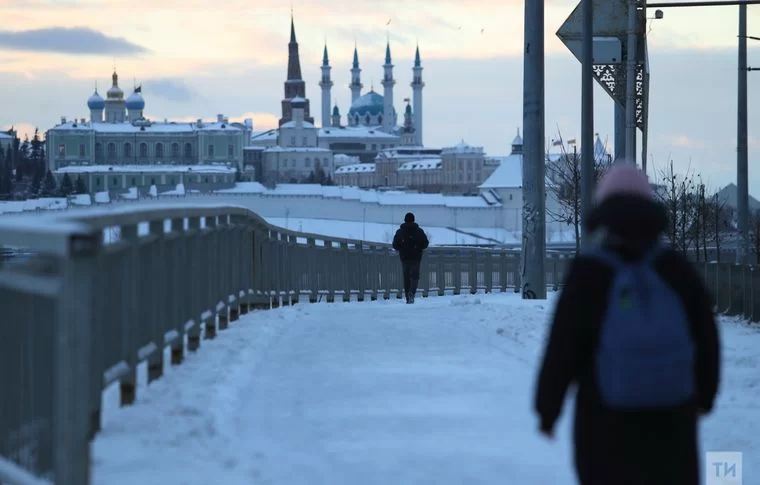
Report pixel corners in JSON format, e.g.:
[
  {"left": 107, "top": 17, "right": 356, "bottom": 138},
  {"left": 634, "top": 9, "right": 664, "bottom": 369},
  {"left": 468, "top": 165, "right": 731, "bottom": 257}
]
[{"left": 595, "top": 163, "right": 654, "bottom": 203}]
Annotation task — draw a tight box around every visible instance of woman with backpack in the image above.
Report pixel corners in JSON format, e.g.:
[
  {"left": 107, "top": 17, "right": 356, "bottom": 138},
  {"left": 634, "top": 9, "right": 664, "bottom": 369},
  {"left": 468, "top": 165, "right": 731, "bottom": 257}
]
[{"left": 534, "top": 163, "right": 721, "bottom": 485}]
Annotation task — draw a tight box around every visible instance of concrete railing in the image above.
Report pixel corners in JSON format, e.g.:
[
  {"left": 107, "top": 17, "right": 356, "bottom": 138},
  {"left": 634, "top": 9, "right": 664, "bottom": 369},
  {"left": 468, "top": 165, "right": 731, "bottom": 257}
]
[{"left": 0, "top": 203, "right": 573, "bottom": 484}]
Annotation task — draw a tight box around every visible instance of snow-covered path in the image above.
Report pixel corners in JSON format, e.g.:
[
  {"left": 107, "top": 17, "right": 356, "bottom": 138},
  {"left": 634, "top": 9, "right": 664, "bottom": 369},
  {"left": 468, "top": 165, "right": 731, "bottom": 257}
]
[{"left": 91, "top": 293, "right": 760, "bottom": 485}]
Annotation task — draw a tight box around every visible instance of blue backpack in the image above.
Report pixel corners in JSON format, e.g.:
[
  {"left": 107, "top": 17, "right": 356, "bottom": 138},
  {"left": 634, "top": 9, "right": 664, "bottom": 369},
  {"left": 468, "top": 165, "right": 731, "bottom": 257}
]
[{"left": 586, "top": 244, "right": 696, "bottom": 410}]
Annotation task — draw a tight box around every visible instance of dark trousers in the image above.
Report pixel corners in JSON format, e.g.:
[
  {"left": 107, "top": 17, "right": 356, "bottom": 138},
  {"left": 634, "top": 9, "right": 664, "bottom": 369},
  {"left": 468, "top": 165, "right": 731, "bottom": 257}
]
[{"left": 402, "top": 259, "right": 421, "bottom": 296}]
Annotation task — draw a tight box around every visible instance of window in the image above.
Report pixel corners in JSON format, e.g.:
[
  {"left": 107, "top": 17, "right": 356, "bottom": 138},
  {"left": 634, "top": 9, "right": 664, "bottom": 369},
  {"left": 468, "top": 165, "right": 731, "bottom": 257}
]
[
  {"left": 305, "top": 158, "right": 311, "bottom": 167},
  {"left": 124, "top": 142, "right": 132, "bottom": 158},
  {"left": 95, "top": 143, "right": 103, "bottom": 160},
  {"left": 107, "top": 142, "right": 116, "bottom": 160},
  {"left": 302, "top": 136, "right": 307, "bottom": 146},
  {"left": 228, "top": 144, "right": 234, "bottom": 157},
  {"left": 290, "top": 136, "right": 296, "bottom": 145},
  {"left": 79, "top": 144, "right": 85, "bottom": 157},
  {"left": 172, "top": 143, "right": 180, "bottom": 158},
  {"left": 131, "top": 177, "right": 136, "bottom": 186},
  {"left": 58, "top": 144, "right": 65, "bottom": 157},
  {"left": 208, "top": 144, "right": 214, "bottom": 157},
  {"left": 112, "top": 177, "right": 118, "bottom": 186},
  {"left": 139, "top": 143, "right": 148, "bottom": 158},
  {"left": 155, "top": 143, "right": 164, "bottom": 159},
  {"left": 371, "top": 144, "right": 377, "bottom": 151},
  {"left": 184, "top": 143, "right": 192, "bottom": 158}
]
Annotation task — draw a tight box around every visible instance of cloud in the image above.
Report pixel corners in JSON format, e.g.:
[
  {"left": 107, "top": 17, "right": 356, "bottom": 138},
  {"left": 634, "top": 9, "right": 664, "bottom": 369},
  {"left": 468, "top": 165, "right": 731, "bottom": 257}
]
[
  {"left": 0, "top": 27, "right": 148, "bottom": 56},
  {"left": 232, "top": 112, "right": 279, "bottom": 131},
  {"left": 143, "top": 78, "right": 195, "bottom": 102},
  {"left": 331, "top": 27, "right": 412, "bottom": 49}
]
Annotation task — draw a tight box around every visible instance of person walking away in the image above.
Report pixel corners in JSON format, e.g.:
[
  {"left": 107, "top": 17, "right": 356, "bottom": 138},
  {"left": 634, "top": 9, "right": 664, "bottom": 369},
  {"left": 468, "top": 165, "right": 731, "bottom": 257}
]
[
  {"left": 392, "top": 212, "right": 429, "bottom": 304},
  {"left": 533, "top": 163, "right": 720, "bottom": 485}
]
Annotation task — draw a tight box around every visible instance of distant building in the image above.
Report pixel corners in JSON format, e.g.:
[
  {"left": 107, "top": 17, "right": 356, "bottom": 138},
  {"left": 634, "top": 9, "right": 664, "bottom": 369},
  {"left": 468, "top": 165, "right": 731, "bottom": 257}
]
[
  {"left": 45, "top": 70, "right": 253, "bottom": 193},
  {"left": 251, "top": 16, "right": 425, "bottom": 164},
  {"left": 333, "top": 140, "right": 498, "bottom": 195}
]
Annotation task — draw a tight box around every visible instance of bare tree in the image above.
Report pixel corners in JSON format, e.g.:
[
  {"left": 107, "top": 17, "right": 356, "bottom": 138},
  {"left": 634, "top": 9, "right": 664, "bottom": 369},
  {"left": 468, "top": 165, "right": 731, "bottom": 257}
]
[
  {"left": 709, "top": 191, "right": 730, "bottom": 263},
  {"left": 749, "top": 209, "right": 760, "bottom": 264},
  {"left": 656, "top": 160, "right": 700, "bottom": 257},
  {"left": 546, "top": 129, "right": 612, "bottom": 253}
]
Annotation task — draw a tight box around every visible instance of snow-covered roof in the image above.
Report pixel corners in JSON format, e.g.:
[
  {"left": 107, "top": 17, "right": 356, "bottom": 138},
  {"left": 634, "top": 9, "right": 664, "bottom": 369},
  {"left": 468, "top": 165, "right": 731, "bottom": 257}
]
[
  {"left": 264, "top": 146, "right": 331, "bottom": 153},
  {"left": 215, "top": 183, "right": 500, "bottom": 208},
  {"left": 376, "top": 149, "right": 441, "bottom": 161},
  {"left": 318, "top": 126, "right": 399, "bottom": 140},
  {"left": 252, "top": 130, "right": 278, "bottom": 140},
  {"left": 479, "top": 154, "right": 522, "bottom": 189},
  {"left": 0, "top": 132, "right": 13, "bottom": 139},
  {"left": 50, "top": 120, "right": 247, "bottom": 134},
  {"left": 442, "top": 140, "right": 484, "bottom": 155},
  {"left": 281, "top": 120, "right": 315, "bottom": 129},
  {"left": 53, "top": 164, "right": 236, "bottom": 174},
  {"left": 335, "top": 163, "right": 376, "bottom": 174},
  {"left": 397, "top": 159, "right": 442, "bottom": 171}
]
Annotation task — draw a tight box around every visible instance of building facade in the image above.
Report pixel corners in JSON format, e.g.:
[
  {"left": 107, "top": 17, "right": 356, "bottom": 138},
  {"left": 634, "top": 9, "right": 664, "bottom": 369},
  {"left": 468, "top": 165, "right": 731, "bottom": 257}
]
[
  {"left": 334, "top": 141, "right": 497, "bottom": 194},
  {"left": 46, "top": 70, "right": 253, "bottom": 193}
]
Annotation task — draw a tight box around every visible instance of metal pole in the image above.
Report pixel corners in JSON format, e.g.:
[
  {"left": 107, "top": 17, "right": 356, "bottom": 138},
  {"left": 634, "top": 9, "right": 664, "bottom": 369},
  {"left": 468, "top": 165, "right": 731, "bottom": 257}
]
[
  {"left": 614, "top": 103, "right": 626, "bottom": 163},
  {"left": 521, "top": 0, "right": 546, "bottom": 299},
  {"left": 738, "top": 2, "right": 749, "bottom": 264},
  {"left": 625, "top": 0, "right": 638, "bottom": 164},
  {"left": 581, "top": 0, "right": 594, "bottom": 249}
]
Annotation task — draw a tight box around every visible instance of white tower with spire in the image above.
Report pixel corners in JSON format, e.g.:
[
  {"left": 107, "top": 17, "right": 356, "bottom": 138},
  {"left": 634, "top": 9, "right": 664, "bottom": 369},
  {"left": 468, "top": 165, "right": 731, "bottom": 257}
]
[
  {"left": 319, "top": 45, "right": 333, "bottom": 128},
  {"left": 381, "top": 41, "right": 395, "bottom": 133},
  {"left": 350, "top": 47, "right": 362, "bottom": 103},
  {"left": 411, "top": 45, "right": 425, "bottom": 146}
]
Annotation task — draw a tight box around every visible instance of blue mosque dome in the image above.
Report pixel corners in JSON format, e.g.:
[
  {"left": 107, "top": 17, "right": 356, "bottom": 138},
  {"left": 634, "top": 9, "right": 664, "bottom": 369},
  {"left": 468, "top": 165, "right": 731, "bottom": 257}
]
[
  {"left": 348, "top": 90, "right": 384, "bottom": 118},
  {"left": 126, "top": 90, "right": 145, "bottom": 110},
  {"left": 87, "top": 90, "right": 105, "bottom": 110}
]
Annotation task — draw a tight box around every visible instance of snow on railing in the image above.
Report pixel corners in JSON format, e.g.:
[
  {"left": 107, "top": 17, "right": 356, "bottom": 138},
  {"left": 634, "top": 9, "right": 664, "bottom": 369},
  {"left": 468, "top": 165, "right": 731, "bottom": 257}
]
[{"left": 0, "top": 203, "right": 574, "bottom": 484}]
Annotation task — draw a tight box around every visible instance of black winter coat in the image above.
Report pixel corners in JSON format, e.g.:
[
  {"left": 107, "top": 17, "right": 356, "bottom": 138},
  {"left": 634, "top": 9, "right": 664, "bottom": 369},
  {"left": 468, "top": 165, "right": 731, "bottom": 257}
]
[
  {"left": 392, "top": 222, "right": 429, "bottom": 261},
  {"left": 534, "top": 195, "right": 721, "bottom": 485}
]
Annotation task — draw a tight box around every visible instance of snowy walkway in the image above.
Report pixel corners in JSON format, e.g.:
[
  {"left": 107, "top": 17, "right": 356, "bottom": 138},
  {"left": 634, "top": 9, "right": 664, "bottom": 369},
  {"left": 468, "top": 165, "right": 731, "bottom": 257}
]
[{"left": 91, "top": 293, "right": 760, "bottom": 485}]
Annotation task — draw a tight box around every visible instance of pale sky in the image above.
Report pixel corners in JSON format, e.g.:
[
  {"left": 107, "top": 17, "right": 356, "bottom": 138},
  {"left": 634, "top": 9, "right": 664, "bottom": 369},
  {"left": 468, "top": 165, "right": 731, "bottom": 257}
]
[{"left": 1, "top": 0, "right": 760, "bottom": 194}]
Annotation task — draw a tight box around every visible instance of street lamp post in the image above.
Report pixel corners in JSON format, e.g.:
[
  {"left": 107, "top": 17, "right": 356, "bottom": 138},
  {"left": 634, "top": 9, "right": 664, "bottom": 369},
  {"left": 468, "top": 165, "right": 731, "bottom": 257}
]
[
  {"left": 624, "top": 0, "right": 640, "bottom": 165},
  {"left": 738, "top": 2, "right": 749, "bottom": 264},
  {"left": 580, "top": 0, "right": 594, "bottom": 250}
]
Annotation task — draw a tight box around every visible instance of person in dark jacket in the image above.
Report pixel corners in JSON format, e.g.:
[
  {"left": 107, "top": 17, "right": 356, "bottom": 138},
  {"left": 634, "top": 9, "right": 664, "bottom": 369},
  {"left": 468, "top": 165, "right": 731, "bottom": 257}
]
[
  {"left": 534, "top": 164, "right": 720, "bottom": 485},
  {"left": 392, "top": 212, "right": 429, "bottom": 304}
]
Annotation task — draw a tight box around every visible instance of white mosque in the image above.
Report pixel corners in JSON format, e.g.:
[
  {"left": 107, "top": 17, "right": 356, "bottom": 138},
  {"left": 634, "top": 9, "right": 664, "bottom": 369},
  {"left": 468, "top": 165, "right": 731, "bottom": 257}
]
[{"left": 250, "top": 16, "right": 428, "bottom": 169}]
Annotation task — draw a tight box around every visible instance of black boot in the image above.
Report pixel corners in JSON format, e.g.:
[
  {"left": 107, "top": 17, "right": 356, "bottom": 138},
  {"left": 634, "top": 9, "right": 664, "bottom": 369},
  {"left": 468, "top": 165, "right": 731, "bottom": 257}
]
[{"left": 410, "top": 279, "right": 419, "bottom": 303}]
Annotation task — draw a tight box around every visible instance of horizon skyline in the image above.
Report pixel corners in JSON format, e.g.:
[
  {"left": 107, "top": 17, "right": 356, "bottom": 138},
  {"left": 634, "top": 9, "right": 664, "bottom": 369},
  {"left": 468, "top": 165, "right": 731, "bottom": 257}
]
[{"left": 1, "top": 0, "right": 760, "bottom": 194}]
